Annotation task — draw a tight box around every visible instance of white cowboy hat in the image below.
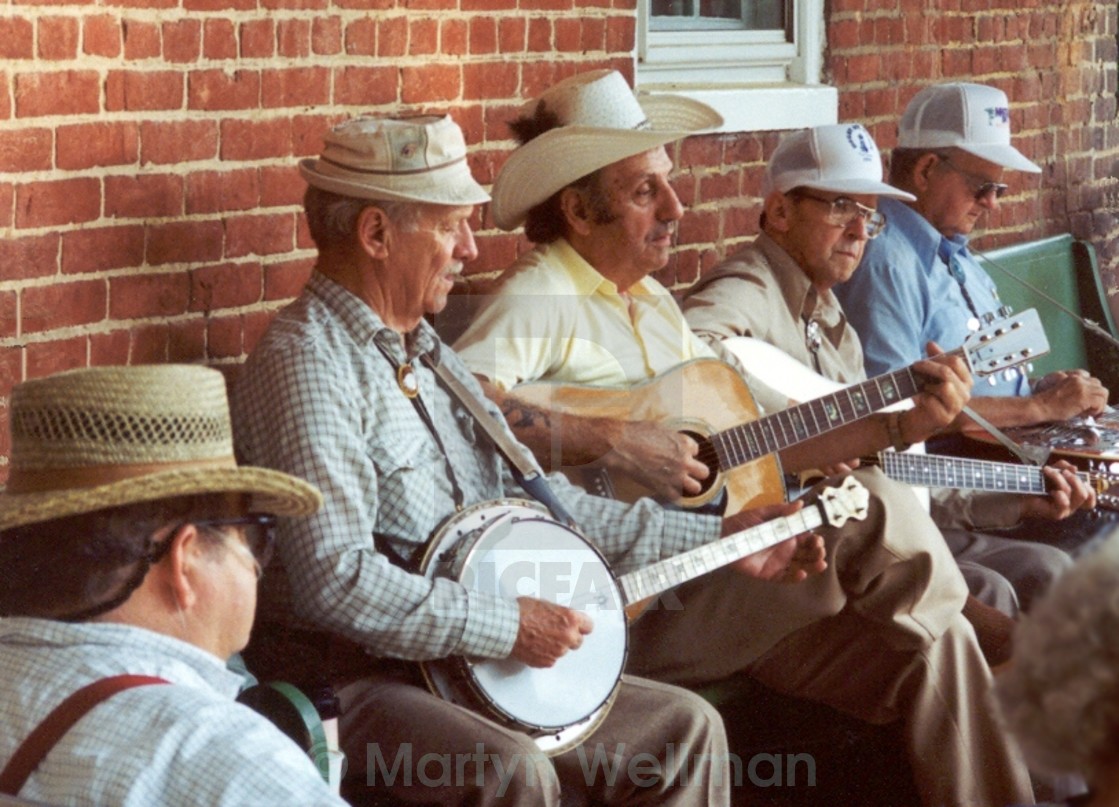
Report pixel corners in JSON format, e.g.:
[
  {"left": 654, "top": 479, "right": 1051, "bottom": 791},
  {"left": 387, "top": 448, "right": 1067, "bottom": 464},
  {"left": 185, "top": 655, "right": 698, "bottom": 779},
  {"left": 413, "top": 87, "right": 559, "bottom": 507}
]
[
  {"left": 490, "top": 70, "right": 723, "bottom": 230},
  {"left": 0, "top": 365, "right": 322, "bottom": 531},
  {"left": 300, "top": 114, "right": 491, "bottom": 206}
]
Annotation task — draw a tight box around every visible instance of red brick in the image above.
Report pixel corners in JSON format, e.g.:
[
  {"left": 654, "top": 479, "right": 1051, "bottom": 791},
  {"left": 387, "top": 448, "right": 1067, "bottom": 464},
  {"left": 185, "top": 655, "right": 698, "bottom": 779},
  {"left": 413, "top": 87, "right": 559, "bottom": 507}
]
[
  {"left": 377, "top": 16, "right": 407, "bottom": 57},
  {"left": 168, "top": 318, "right": 207, "bottom": 363},
  {"left": 261, "top": 66, "right": 330, "bottom": 108},
  {"left": 57, "top": 122, "right": 140, "bottom": 169},
  {"left": 441, "top": 19, "right": 467, "bottom": 56},
  {"left": 37, "top": 16, "right": 78, "bottom": 59},
  {"left": 188, "top": 69, "right": 260, "bottom": 111},
  {"left": 240, "top": 19, "right": 274, "bottom": 57},
  {"left": 401, "top": 64, "right": 459, "bottom": 104},
  {"left": 109, "top": 271, "right": 191, "bottom": 318},
  {"left": 186, "top": 169, "right": 259, "bottom": 214},
  {"left": 242, "top": 309, "right": 274, "bottom": 354},
  {"left": 526, "top": 18, "right": 552, "bottom": 53},
  {"left": 104, "top": 173, "right": 183, "bottom": 219},
  {"left": 140, "top": 119, "right": 219, "bottom": 165},
  {"left": 89, "top": 330, "right": 131, "bottom": 366},
  {"left": 291, "top": 113, "right": 338, "bottom": 157},
  {"left": 405, "top": 0, "right": 456, "bottom": 9},
  {"left": 410, "top": 18, "right": 438, "bottom": 55},
  {"left": 261, "top": 0, "right": 326, "bottom": 9},
  {"left": 225, "top": 212, "right": 295, "bottom": 258},
  {"left": 277, "top": 18, "right": 311, "bottom": 57},
  {"left": 219, "top": 117, "right": 292, "bottom": 161},
  {"left": 344, "top": 18, "right": 376, "bottom": 56},
  {"left": 122, "top": 19, "right": 160, "bottom": 59},
  {"left": 203, "top": 18, "right": 238, "bottom": 59},
  {"left": 334, "top": 66, "right": 399, "bottom": 106},
  {"left": 264, "top": 257, "right": 313, "bottom": 300},
  {"left": 0, "top": 73, "right": 9, "bottom": 122},
  {"left": 206, "top": 316, "right": 244, "bottom": 359},
  {"left": 15, "top": 179, "right": 100, "bottom": 228},
  {"left": 0, "top": 292, "right": 17, "bottom": 339},
  {"left": 581, "top": 17, "right": 606, "bottom": 51},
  {"left": 146, "top": 220, "right": 224, "bottom": 265},
  {"left": 0, "top": 183, "right": 13, "bottom": 227},
  {"left": 84, "top": 14, "right": 122, "bottom": 56},
  {"left": 463, "top": 62, "right": 517, "bottom": 101},
  {"left": 259, "top": 165, "right": 303, "bottom": 206},
  {"left": 129, "top": 324, "right": 171, "bottom": 364},
  {"left": 163, "top": 18, "right": 202, "bottom": 62},
  {"left": 61, "top": 225, "right": 146, "bottom": 274},
  {"left": 189, "top": 261, "right": 263, "bottom": 311},
  {"left": 105, "top": 70, "right": 184, "bottom": 111},
  {"left": 26, "top": 338, "right": 86, "bottom": 383},
  {"left": 22, "top": 280, "right": 106, "bottom": 333},
  {"left": 312, "top": 17, "right": 342, "bottom": 54},
  {"left": 554, "top": 17, "right": 579, "bottom": 51},
  {"left": 0, "top": 16, "right": 34, "bottom": 58},
  {"left": 0, "top": 234, "right": 59, "bottom": 280},
  {"left": 604, "top": 16, "right": 633, "bottom": 52},
  {"left": 469, "top": 17, "right": 497, "bottom": 54},
  {"left": 0, "top": 128, "right": 51, "bottom": 172},
  {"left": 15, "top": 71, "right": 99, "bottom": 118}
]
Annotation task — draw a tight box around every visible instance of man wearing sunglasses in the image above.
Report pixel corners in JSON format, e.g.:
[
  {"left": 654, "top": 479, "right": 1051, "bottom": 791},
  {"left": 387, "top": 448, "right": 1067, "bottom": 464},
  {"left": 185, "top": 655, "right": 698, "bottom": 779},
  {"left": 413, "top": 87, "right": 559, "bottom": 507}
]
[
  {"left": 0, "top": 365, "right": 345, "bottom": 806},
  {"left": 682, "top": 124, "right": 1088, "bottom": 621},
  {"left": 835, "top": 82, "right": 1108, "bottom": 421}
]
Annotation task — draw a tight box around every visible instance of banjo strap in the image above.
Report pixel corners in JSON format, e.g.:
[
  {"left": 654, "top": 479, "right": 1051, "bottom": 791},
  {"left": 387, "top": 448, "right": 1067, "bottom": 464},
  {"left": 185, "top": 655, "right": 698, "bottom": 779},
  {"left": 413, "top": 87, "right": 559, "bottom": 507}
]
[{"left": 419, "top": 354, "right": 581, "bottom": 531}]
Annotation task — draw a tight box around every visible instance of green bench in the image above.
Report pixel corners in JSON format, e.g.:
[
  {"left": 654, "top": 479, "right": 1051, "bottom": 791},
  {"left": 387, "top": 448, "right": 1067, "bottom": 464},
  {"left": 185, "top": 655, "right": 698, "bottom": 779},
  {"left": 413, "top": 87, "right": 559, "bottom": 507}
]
[{"left": 975, "top": 234, "right": 1119, "bottom": 399}]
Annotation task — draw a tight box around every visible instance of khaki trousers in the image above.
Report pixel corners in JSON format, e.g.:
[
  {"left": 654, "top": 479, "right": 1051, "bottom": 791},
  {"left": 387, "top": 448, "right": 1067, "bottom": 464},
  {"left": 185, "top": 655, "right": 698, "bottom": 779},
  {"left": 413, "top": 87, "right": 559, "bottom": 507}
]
[
  {"left": 338, "top": 672, "right": 730, "bottom": 806},
  {"left": 628, "top": 467, "right": 1035, "bottom": 807}
]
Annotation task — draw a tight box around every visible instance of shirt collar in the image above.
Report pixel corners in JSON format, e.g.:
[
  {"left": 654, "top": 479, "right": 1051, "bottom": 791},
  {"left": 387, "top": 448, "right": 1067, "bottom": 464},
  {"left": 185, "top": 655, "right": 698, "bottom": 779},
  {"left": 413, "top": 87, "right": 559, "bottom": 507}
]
[
  {"left": 877, "top": 197, "right": 967, "bottom": 269},
  {"left": 307, "top": 271, "right": 441, "bottom": 363},
  {"left": 755, "top": 231, "right": 846, "bottom": 329},
  {"left": 547, "top": 238, "right": 660, "bottom": 300}
]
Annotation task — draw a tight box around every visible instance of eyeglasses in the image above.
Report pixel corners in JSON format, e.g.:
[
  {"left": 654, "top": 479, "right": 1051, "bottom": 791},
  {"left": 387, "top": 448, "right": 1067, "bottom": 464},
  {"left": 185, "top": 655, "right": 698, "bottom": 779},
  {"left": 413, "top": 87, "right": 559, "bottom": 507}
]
[
  {"left": 934, "top": 155, "right": 1009, "bottom": 201},
  {"left": 791, "top": 191, "right": 887, "bottom": 239},
  {"left": 192, "top": 513, "right": 277, "bottom": 577}
]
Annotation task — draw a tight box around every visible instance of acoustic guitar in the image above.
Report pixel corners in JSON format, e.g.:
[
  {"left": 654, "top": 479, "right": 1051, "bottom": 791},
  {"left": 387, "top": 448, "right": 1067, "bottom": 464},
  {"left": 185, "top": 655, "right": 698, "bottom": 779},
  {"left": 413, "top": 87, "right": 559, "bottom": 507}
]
[{"left": 513, "top": 309, "right": 1049, "bottom": 513}]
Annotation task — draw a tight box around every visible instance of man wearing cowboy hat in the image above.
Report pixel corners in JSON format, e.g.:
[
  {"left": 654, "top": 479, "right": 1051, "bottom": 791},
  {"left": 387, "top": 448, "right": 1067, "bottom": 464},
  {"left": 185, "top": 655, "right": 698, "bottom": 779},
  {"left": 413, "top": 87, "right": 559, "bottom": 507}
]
[
  {"left": 0, "top": 365, "right": 343, "bottom": 806},
  {"left": 453, "top": 70, "right": 1033, "bottom": 806},
  {"left": 835, "top": 82, "right": 1108, "bottom": 423},
  {"left": 681, "top": 122, "right": 1087, "bottom": 615},
  {"left": 231, "top": 113, "right": 833, "bottom": 806}
]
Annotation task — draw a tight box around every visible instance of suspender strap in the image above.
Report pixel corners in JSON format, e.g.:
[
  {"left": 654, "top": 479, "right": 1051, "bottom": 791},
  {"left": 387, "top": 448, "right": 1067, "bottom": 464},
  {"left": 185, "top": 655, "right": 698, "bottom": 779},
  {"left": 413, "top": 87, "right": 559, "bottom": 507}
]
[{"left": 0, "top": 674, "right": 170, "bottom": 796}]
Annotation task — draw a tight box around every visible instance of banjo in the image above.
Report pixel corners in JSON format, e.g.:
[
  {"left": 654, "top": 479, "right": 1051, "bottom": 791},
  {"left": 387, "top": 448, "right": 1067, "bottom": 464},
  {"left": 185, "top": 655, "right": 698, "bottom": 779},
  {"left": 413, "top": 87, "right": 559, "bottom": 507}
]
[{"left": 417, "top": 477, "right": 870, "bottom": 755}]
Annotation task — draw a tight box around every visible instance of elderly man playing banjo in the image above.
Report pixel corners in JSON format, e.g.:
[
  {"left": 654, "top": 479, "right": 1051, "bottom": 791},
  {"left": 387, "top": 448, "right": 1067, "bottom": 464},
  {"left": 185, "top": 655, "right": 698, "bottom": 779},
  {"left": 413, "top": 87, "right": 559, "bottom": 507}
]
[{"left": 230, "top": 113, "right": 834, "bottom": 806}]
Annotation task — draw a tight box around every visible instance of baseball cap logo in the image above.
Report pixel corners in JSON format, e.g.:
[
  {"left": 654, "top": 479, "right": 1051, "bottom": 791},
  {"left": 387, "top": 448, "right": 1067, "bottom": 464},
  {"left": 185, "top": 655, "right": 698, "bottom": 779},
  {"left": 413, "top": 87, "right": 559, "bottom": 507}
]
[
  {"left": 985, "top": 106, "right": 1011, "bottom": 126},
  {"left": 845, "top": 125, "right": 875, "bottom": 162}
]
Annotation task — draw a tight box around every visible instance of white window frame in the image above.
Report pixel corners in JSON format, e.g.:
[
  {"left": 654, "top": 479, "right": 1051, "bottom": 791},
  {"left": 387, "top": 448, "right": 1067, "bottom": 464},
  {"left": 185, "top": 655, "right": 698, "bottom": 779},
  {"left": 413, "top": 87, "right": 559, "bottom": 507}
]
[{"left": 636, "top": 0, "right": 838, "bottom": 133}]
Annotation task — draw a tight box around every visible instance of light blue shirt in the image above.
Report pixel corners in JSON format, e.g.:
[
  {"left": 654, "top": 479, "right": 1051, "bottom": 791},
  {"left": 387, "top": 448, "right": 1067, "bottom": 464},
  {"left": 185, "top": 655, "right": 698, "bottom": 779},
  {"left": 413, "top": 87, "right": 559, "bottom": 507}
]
[
  {"left": 835, "top": 197, "right": 1028, "bottom": 397},
  {"left": 0, "top": 619, "right": 343, "bottom": 807}
]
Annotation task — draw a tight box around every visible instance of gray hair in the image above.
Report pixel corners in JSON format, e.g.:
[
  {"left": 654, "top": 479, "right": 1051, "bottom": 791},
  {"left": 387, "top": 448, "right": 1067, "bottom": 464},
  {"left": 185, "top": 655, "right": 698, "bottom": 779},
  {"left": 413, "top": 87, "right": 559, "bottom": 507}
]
[
  {"left": 303, "top": 185, "right": 422, "bottom": 251},
  {"left": 997, "top": 535, "right": 1119, "bottom": 783}
]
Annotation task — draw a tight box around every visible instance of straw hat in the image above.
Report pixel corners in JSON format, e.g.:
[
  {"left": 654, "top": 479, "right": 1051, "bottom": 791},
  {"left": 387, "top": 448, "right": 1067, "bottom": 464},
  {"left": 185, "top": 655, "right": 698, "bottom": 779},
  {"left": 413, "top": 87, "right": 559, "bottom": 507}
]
[
  {"left": 0, "top": 365, "right": 322, "bottom": 532},
  {"left": 898, "top": 82, "right": 1041, "bottom": 173},
  {"left": 300, "top": 114, "right": 492, "bottom": 206},
  {"left": 766, "top": 124, "right": 915, "bottom": 201},
  {"left": 490, "top": 70, "right": 723, "bottom": 230}
]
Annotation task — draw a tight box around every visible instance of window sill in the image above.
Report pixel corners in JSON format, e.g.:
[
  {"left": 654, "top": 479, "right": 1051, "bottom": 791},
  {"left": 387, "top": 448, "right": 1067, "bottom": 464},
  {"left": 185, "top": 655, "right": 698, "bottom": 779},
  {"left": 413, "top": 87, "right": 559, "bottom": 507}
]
[{"left": 637, "top": 83, "right": 839, "bottom": 134}]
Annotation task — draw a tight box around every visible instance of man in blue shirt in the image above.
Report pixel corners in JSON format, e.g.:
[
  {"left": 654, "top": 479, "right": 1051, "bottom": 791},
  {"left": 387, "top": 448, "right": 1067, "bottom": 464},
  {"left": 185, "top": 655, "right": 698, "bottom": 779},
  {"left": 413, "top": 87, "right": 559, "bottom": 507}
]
[{"left": 836, "top": 82, "right": 1108, "bottom": 425}]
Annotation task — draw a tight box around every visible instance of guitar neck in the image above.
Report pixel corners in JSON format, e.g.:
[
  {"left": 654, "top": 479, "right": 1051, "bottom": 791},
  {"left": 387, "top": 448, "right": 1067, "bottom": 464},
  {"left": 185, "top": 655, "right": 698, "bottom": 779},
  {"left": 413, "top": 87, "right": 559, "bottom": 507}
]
[
  {"left": 710, "top": 354, "right": 952, "bottom": 472},
  {"left": 874, "top": 451, "right": 1050, "bottom": 495},
  {"left": 617, "top": 504, "right": 825, "bottom": 606}
]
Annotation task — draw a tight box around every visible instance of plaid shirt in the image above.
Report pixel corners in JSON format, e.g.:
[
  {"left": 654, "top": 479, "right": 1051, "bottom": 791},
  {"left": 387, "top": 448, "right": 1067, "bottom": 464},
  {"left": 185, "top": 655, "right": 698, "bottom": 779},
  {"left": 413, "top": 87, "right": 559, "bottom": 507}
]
[
  {"left": 231, "top": 272, "right": 719, "bottom": 661},
  {"left": 0, "top": 618, "right": 342, "bottom": 807}
]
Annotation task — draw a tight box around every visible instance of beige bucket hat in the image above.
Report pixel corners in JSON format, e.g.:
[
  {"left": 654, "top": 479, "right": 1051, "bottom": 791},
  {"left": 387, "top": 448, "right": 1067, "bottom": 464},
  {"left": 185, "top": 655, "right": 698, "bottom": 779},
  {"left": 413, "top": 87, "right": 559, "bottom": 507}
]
[
  {"left": 300, "top": 114, "right": 491, "bottom": 206},
  {"left": 0, "top": 365, "right": 322, "bottom": 532},
  {"left": 490, "top": 70, "right": 723, "bottom": 230}
]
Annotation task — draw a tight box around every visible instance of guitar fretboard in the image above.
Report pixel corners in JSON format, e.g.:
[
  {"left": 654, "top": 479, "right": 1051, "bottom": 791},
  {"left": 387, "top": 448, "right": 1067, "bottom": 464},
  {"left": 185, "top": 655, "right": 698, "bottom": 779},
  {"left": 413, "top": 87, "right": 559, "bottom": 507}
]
[
  {"left": 618, "top": 505, "right": 824, "bottom": 605},
  {"left": 877, "top": 451, "right": 1049, "bottom": 495},
  {"left": 711, "top": 362, "right": 931, "bottom": 471}
]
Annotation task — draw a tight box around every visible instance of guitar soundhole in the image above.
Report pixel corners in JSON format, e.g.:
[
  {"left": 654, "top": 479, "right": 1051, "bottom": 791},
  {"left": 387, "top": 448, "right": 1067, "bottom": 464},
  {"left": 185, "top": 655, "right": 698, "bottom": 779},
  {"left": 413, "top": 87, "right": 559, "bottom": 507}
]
[{"left": 684, "top": 431, "right": 720, "bottom": 497}]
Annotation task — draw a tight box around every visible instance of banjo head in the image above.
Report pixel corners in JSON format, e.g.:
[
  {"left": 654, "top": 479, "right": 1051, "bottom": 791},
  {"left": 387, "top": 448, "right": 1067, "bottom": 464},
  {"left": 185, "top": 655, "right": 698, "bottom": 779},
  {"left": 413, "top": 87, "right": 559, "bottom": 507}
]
[{"left": 421, "top": 500, "right": 628, "bottom": 753}]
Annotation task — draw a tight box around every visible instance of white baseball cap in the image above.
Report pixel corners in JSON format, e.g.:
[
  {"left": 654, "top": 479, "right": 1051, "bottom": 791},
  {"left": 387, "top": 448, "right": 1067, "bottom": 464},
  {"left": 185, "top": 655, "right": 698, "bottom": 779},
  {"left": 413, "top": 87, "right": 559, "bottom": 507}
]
[
  {"left": 765, "top": 124, "right": 915, "bottom": 201},
  {"left": 898, "top": 82, "right": 1041, "bottom": 173}
]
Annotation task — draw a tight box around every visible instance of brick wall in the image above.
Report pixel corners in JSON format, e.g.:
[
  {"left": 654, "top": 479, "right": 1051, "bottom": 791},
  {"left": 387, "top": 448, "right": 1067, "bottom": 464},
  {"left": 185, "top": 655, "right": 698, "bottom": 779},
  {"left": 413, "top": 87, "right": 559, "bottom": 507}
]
[{"left": 0, "top": 0, "right": 1116, "bottom": 475}]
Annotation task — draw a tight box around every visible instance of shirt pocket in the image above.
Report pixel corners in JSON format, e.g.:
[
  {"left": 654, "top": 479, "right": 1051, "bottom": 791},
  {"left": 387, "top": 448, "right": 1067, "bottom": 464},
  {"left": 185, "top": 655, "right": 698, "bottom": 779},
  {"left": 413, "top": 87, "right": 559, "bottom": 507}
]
[{"left": 368, "top": 425, "right": 447, "bottom": 537}]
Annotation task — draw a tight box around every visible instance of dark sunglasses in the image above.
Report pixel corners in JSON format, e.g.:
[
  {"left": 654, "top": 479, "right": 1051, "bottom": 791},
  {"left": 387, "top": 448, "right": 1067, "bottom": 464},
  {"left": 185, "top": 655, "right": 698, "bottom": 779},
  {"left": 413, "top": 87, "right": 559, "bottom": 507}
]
[{"left": 935, "top": 155, "right": 1009, "bottom": 201}]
